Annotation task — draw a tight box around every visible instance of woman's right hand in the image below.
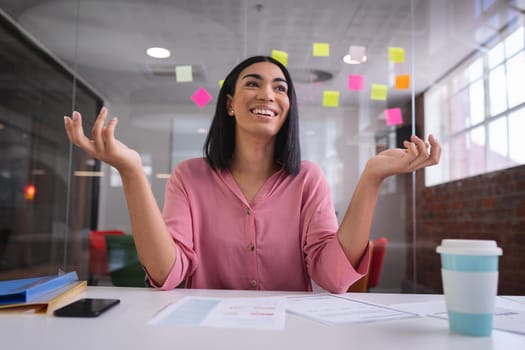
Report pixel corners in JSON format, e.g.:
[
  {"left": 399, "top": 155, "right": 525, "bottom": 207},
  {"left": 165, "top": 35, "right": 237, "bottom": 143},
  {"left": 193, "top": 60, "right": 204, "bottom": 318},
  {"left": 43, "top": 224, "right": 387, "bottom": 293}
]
[{"left": 64, "top": 107, "right": 142, "bottom": 174}]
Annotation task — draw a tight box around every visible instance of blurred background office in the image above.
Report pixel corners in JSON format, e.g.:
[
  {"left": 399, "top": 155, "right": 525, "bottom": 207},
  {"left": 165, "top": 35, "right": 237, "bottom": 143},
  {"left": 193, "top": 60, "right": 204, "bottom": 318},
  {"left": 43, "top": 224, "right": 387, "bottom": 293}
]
[{"left": 0, "top": 0, "right": 523, "bottom": 294}]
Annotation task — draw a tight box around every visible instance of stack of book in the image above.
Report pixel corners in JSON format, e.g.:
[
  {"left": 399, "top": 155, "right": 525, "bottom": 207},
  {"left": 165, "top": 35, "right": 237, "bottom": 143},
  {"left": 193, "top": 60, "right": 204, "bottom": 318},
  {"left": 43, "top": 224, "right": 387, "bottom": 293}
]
[{"left": 0, "top": 271, "right": 86, "bottom": 314}]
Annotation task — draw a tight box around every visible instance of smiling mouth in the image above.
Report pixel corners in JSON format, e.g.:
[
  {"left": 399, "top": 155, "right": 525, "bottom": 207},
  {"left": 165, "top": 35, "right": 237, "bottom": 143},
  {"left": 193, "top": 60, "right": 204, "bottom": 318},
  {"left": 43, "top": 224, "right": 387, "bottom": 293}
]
[{"left": 250, "top": 108, "right": 277, "bottom": 118}]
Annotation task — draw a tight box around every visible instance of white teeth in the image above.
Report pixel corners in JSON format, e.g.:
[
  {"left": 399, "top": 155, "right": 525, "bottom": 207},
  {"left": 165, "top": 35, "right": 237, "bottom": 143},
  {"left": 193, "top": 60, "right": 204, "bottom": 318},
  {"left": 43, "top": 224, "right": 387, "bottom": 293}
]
[{"left": 251, "top": 108, "right": 275, "bottom": 117}]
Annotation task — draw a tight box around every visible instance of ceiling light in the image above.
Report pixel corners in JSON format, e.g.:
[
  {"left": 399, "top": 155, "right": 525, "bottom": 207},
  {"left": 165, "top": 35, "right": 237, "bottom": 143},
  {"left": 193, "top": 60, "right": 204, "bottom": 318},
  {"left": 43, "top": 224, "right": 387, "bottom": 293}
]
[
  {"left": 146, "top": 47, "right": 170, "bottom": 59},
  {"left": 343, "top": 45, "right": 367, "bottom": 64},
  {"left": 343, "top": 54, "right": 367, "bottom": 65}
]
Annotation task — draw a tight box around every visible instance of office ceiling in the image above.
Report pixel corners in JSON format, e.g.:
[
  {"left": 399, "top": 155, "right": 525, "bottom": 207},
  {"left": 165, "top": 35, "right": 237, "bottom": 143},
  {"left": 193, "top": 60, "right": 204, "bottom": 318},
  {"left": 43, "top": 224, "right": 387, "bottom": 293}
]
[{"left": 0, "top": 0, "right": 522, "bottom": 113}]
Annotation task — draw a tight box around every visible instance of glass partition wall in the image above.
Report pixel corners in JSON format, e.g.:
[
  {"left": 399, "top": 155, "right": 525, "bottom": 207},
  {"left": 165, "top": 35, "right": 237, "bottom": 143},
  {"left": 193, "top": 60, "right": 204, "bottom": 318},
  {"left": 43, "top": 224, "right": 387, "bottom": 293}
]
[{"left": 0, "top": 0, "right": 523, "bottom": 295}]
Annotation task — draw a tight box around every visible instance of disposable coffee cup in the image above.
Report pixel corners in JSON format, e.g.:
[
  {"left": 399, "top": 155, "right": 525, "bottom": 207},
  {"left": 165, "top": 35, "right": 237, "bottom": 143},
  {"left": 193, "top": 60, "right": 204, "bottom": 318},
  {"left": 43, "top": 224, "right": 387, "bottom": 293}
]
[{"left": 436, "top": 239, "right": 502, "bottom": 337}]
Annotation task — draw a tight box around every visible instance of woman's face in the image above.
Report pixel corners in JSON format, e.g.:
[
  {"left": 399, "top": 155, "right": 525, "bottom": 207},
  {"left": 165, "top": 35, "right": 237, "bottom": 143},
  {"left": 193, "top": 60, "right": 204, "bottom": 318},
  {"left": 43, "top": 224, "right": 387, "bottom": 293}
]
[{"left": 227, "top": 61, "right": 290, "bottom": 140}]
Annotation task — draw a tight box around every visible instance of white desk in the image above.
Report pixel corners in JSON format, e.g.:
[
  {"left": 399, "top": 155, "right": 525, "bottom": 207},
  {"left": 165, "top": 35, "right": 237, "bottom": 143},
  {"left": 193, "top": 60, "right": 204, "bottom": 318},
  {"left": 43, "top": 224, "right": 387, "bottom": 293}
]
[{"left": 1, "top": 287, "right": 523, "bottom": 350}]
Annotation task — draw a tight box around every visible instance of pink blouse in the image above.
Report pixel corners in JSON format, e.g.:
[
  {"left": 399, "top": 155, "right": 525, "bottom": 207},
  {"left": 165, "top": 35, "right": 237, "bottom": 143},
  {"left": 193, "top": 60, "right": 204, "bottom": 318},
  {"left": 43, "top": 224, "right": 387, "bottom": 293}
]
[{"left": 153, "top": 158, "right": 370, "bottom": 293}]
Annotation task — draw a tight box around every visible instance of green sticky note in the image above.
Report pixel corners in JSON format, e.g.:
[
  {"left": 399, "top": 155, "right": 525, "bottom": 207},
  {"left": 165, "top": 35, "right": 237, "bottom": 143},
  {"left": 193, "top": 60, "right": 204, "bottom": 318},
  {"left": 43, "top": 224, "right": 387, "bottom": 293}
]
[
  {"left": 313, "top": 43, "right": 330, "bottom": 57},
  {"left": 323, "top": 90, "right": 340, "bottom": 107},
  {"left": 219, "top": 79, "right": 224, "bottom": 87},
  {"left": 175, "top": 65, "right": 193, "bottom": 82},
  {"left": 371, "top": 84, "right": 388, "bottom": 100},
  {"left": 272, "top": 50, "right": 288, "bottom": 67},
  {"left": 388, "top": 47, "right": 405, "bottom": 63}
]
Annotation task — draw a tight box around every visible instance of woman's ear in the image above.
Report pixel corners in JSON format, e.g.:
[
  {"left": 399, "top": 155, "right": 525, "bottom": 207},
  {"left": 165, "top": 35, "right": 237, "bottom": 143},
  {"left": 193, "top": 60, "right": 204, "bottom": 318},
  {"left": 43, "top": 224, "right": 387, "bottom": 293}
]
[{"left": 226, "top": 94, "right": 234, "bottom": 116}]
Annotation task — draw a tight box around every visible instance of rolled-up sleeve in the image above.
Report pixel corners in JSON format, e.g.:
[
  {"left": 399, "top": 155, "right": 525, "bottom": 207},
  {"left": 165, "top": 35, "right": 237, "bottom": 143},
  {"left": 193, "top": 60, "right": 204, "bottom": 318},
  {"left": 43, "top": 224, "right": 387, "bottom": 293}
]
[
  {"left": 146, "top": 165, "right": 199, "bottom": 290},
  {"left": 301, "top": 163, "right": 371, "bottom": 293}
]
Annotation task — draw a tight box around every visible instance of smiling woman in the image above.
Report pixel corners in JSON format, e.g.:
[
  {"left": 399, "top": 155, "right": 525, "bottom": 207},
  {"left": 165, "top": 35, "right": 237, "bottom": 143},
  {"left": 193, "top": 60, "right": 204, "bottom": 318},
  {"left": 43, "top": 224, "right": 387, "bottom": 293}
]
[{"left": 63, "top": 55, "right": 440, "bottom": 293}]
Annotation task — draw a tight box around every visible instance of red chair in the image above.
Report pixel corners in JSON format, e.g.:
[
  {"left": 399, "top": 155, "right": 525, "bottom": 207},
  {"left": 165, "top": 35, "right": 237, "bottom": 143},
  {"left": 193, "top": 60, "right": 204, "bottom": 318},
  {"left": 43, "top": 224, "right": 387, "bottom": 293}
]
[
  {"left": 367, "top": 237, "right": 388, "bottom": 289},
  {"left": 88, "top": 230, "right": 126, "bottom": 285}
]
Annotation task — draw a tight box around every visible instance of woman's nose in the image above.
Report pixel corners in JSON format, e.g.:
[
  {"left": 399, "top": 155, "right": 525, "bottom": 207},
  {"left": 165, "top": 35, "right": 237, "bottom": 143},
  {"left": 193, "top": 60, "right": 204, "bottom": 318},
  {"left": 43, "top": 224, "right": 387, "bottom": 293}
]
[{"left": 256, "top": 85, "right": 275, "bottom": 101}]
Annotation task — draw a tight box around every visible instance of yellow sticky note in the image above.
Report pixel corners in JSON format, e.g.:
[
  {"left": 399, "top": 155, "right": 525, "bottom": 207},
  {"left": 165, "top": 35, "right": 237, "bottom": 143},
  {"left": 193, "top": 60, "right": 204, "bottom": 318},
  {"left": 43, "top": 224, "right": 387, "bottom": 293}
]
[
  {"left": 272, "top": 50, "right": 288, "bottom": 67},
  {"left": 175, "top": 65, "right": 193, "bottom": 82},
  {"left": 323, "top": 90, "right": 339, "bottom": 107},
  {"left": 395, "top": 75, "right": 410, "bottom": 89},
  {"left": 219, "top": 79, "right": 224, "bottom": 87},
  {"left": 313, "top": 43, "right": 330, "bottom": 57},
  {"left": 389, "top": 47, "right": 405, "bottom": 63},
  {"left": 371, "top": 84, "right": 388, "bottom": 100}
]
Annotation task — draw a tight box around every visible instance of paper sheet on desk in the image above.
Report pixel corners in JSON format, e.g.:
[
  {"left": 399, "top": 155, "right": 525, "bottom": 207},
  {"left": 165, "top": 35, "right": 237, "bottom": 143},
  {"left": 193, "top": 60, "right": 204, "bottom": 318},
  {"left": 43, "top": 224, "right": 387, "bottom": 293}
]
[
  {"left": 148, "top": 296, "right": 286, "bottom": 330},
  {"left": 286, "top": 294, "right": 418, "bottom": 325},
  {"left": 389, "top": 297, "right": 525, "bottom": 335}
]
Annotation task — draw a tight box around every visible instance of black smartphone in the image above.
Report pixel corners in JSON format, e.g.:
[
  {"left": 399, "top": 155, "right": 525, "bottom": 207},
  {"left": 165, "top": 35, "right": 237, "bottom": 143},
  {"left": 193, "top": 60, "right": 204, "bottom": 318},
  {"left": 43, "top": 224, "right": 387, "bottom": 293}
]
[{"left": 53, "top": 298, "right": 120, "bottom": 317}]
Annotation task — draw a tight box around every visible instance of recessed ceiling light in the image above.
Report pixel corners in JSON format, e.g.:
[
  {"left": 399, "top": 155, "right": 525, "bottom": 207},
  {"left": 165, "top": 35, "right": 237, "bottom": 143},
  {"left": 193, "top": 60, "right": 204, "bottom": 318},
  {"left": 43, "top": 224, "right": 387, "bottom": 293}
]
[
  {"left": 343, "top": 54, "right": 367, "bottom": 64},
  {"left": 146, "top": 47, "right": 171, "bottom": 59}
]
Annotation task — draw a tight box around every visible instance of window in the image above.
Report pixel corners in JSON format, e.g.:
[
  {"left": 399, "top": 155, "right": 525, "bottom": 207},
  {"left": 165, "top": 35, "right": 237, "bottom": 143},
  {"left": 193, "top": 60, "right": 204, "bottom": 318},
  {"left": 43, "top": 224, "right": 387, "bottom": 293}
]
[{"left": 425, "top": 23, "right": 525, "bottom": 186}]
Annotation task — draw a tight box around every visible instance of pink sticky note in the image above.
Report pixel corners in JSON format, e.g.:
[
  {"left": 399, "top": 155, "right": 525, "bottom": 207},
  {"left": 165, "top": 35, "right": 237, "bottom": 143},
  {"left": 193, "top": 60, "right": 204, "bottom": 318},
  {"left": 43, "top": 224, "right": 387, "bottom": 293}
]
[
  {"left": 348, "top": 75, "right": 364, "bottom": 91},
  {"left": 385, "top": 108, "right": 403, "bottom": 126},
  {"left": 191, "top": 87, "right": 212, "bottom": 108}
]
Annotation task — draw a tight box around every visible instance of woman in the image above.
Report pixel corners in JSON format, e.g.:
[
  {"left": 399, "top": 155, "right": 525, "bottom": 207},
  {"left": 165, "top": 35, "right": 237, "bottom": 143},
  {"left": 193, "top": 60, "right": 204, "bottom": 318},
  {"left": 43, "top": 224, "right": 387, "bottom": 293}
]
[{"left": 64, "top": 56, "right": 441, "bottom": 293}]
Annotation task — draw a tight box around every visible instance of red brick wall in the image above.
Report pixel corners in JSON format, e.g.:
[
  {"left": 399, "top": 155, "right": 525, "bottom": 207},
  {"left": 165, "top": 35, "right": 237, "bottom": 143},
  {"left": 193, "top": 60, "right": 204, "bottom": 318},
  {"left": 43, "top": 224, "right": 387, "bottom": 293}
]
[{"left": 405, "top": 96, "right": 525, "bottom": 295}]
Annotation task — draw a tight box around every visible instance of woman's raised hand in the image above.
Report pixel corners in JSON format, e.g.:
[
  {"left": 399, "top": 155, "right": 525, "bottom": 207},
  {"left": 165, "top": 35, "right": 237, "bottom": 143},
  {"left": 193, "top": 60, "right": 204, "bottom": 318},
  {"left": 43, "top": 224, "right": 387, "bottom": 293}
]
[
  {"left": 64, "top": 107, "right": 142, "bottom": 174},
  {"left": 364, "top": 134, "right": 442, "bottom": 183}
]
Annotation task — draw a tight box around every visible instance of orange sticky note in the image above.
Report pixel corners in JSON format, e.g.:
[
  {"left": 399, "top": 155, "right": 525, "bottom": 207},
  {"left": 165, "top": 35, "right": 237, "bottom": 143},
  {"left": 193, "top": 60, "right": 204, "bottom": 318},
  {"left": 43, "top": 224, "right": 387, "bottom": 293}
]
[
  {"left": 313, "top": 43, "right": 330, "bottom": 57},
  {"left": 323, "top": 90, "right": 339, "bottom": 107},
  {"left": 395, "top": 75, "right": 410, "bottom": 89},
  {"left": 389, "top": 47, "right": 405, "bottom": 63},
  {"left": 371, "top": 84, "right": 388, "bottom": 100},
  {"left": 272, "top": 50, "right": 288, "bottom": 67}
]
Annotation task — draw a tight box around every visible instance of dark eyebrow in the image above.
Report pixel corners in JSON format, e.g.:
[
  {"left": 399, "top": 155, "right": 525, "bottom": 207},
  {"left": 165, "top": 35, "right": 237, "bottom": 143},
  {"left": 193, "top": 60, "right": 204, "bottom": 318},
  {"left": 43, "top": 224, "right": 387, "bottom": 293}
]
[{"left": 241, "top": 73, "right": 288, "bottom": 85}]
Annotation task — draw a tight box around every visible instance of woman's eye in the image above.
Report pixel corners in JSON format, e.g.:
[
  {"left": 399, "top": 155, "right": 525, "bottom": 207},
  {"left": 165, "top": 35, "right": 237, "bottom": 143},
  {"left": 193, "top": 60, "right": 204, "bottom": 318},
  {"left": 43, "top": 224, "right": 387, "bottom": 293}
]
[
  {"left": 246, "top": 81, "right": 259, "bottom": 87},
  {"left": 275, "top": 85, "right": 287, "bottom": 93}
]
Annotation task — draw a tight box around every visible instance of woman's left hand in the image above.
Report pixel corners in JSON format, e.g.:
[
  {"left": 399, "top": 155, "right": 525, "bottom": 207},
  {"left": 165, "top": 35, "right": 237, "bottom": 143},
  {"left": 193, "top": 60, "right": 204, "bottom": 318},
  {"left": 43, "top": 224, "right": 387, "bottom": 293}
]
[{"left": 364, "top": 134, "right": 442, "bottom": 183}]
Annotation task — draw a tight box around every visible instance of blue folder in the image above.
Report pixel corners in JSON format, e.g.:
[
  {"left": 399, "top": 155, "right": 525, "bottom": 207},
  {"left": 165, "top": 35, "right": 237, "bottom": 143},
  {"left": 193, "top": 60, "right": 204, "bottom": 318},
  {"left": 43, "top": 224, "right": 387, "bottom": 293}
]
[{"left": 0, "top": 271, "right": 78, "bottom": 304}]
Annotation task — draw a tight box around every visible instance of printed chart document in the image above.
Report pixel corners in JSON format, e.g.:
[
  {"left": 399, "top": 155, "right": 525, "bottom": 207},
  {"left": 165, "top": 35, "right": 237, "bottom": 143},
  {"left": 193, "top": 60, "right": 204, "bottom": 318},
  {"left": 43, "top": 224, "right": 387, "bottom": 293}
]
[
  {"left": 390, "top": 296, "right": 525, "bottom": 335},
  {"left": 286, "top": 294, "right": 417, "bottom": 325},
  {"left": 149, "top": 296, "right": 286, "bottom": 330}
]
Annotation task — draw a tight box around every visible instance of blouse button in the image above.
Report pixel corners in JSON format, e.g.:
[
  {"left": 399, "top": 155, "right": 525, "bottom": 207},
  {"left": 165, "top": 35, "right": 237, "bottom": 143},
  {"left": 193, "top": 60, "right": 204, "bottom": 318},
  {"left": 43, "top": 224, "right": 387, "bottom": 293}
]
[
  {"left": 246, "top": 208, "right": 252, "bottom": 215},
  {"left": 250, "top": 279, "right": 257, "bottom": 288},
  {"left": 247, "top": 243, "right": 255, "bottom": 252}
]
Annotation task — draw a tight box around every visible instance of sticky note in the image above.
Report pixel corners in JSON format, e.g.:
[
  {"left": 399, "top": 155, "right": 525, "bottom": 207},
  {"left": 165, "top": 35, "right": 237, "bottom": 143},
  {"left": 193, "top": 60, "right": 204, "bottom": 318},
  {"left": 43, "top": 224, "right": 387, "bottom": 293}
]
[
  {"left": 395, "top": 75, "right": 410, "bottom": 89},
  {"left": 272, "top": 50, "right": 288, "bottom": 67},
  {"left": 191, "top": 87, "right": 212, "bottom": 108},
  {"left": 349, "top": 46, "right": 366, "bottom": 61},
  {"left": 175, "top": 65, "right": 193, "bottom": 82},
  {"left": 313, "top": 43, "right": 330, "bottom": 57},
  {"left": 389, "top": 47, "right": 405, "bottom": 63},
  {"left": 348, "top": 75, "right": 364, "bottom": 91},
  {"left": 219, "top": 80, "right": 224, "bottom": 87},
  {"left": 323, "top": 90, "right": 339, "bottom": 107},
  {"left": 371, "top": 84, "right": 388, "bottom": 100},
  {"left": 385, "top": 108, "right": 403, "bottom": 126}
]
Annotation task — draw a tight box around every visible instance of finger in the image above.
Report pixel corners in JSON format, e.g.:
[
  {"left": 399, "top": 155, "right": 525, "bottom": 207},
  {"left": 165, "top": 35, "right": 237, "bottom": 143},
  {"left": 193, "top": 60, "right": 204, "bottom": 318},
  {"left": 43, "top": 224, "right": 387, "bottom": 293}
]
[
  {"left": 403, "top": 140, "right": 418, "bottom": 158},
  {"left": 66, "top": 111, "right": 97, "bottom": 155},
  {"left": 92, "top": 107, "right": 108, "bottom": 154},
  {"left": 63, "top": 115, "right": 74, "bottom": 141},
  {"left": 428, "top": 134, "right": 442, "bottom": 165},
  {"left": 411, "top": 135, "right": 429, "bottom": 157},
  {"left": 101, "top": 117, "right": 118, "bottom": 151}
]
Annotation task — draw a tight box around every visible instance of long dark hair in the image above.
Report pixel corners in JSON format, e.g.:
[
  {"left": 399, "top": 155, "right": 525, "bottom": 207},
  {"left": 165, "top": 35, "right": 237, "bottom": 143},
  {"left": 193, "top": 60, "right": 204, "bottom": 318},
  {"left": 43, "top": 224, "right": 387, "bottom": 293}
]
[{"left": 204, "top": 56, "right": 301, "bottom": 175}]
